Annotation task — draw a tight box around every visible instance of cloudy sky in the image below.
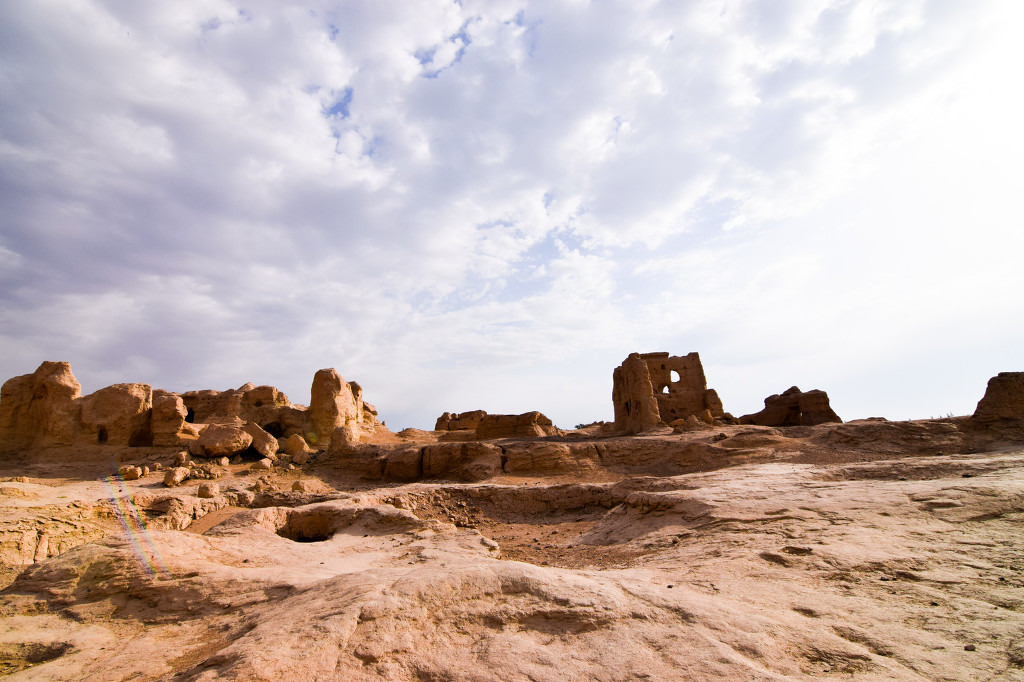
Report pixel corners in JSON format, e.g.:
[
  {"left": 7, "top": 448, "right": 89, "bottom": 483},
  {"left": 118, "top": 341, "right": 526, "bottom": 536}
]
[{"left": 1, "top": 0, "right": 1021, "bottom": 430}]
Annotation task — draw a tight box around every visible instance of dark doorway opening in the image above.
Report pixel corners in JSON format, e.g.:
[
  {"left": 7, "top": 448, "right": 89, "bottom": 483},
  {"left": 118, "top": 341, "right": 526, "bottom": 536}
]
[{"left": 129, "top": 426, "right": 153, "bottom": 447}]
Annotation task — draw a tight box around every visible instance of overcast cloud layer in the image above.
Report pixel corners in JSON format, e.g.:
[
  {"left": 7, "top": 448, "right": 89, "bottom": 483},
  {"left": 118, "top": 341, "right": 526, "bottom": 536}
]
[{"left": 1, "top": 0, "right": 1022, "bottom": 430}]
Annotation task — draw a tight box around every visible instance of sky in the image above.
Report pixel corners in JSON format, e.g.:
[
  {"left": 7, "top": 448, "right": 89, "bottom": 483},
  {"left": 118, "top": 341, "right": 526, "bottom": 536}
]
[{"left": 1, "top": 0, "right": 1022, "bottom": 431}]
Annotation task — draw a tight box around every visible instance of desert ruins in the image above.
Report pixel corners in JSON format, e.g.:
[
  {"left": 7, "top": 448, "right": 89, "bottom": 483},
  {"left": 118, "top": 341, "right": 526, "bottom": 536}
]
[{"left": 1, "top": 354, "right": 1023, "bottom": 679}]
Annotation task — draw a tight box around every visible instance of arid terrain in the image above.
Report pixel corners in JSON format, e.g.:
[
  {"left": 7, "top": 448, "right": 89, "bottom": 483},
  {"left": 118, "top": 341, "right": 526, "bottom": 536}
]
[{"left": 1, "top": 359, "right": 1023, "bottom": 680}]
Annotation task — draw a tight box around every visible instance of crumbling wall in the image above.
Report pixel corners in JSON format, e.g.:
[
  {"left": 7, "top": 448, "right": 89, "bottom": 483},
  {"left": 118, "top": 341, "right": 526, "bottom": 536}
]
[
  {"left": 0, "top": 362, "right": 384, "bottom": 453},
  {"left": 612, "top": 352, "right": 725, "bottom": 434},
  {"left": 0, "top": 361, "right": 82, "bottom": 449},
  {"left": 612, "top": 353, "right": 662, "bottom": 435},
  {"left": 475, "top": 412, "right": 558, "bottom": 439},
  {"left": 739, "top": 387, "right": 842, "bottom": 427},
  {"left": 972, "top": 372, "right": 1024, "bottom": 422},
  {"left": 434, "top": 410, "right": 558, "bottom": 439},
  {"left": 79, "top": 383, "right": 153, "bottom": 446},
  {"left": 641, "top": 352, "right": 725, "bottom": 423},
  {"left": 435, "top": 410, "right": 488, "bottom": 432}
]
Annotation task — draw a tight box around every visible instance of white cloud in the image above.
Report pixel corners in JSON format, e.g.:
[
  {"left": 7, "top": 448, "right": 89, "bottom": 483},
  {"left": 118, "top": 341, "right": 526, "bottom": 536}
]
[{"left": 1, "top": 0, "right": 1021, "bottom": 429}]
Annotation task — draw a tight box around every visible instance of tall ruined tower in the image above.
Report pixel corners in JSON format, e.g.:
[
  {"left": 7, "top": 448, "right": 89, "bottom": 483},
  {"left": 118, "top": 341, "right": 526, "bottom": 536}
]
[{"left": 612, "top": 352, "right": 725, "bottom": 434}]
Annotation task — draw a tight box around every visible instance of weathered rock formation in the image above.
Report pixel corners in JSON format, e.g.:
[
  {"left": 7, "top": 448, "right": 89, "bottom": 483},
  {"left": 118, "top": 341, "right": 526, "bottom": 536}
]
[
  {"left": 180, "top": 384, "right": 307, "bottom": 437},
  {"left": 188, "top": 424, "right": 254, "bottom": 458},
  {"left": 284, "top": 433, "right": 313, "bottom": 461},
  {"left": 0, "top": 362, "right": 386, "bottom": 454},
  {"left": 422, "top": 442, "right": 503, "bottom": 480},
  {"left": 476, "top": 412, "right": 558, "bottom": 439},
  {"left": 612, "top": 354, "right": 662, "bottom": 435},
  {"left": 150, "top": 392, "right": 197, "bottom": 446},
  {"left": 434, "top": 410, "right": 559, "bottom": 439},
  {"left": 671, "top": 413, "right": 715, "bottom": 433},
  {"left": 325, "top": 438, "right": 506, "bottom": 483},
  {"left": 435, "top": 410, "right": 487, "bottom": 432},
  {"left": 79, "top": 383, "right": 153, "bottom": 446},
  {"left": 972, "top": 372, "right": 1024, "bottom": 422},
  {"left": 309, "top": 369, "right": 360, "bottom": 445},
  {"left": 739, "top": 386, "right": 842, "bottom": 427},
  {"left": 243, "top": 421, "right": 279, "bottom": 460},
  {"left": 612, "top": 352, "right": 725, "bottom": 434},
  {"left": 0, "top": 361, "right": 82, "bottom": 449}
]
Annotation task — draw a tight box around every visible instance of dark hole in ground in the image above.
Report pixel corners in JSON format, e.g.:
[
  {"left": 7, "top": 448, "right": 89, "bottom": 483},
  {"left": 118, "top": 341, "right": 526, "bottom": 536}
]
[
  {"left": 277, "top": 512, "right": 336, "bottom": 543},
  {"left": 0, "top": 642, "right": 71, "bottom": 675},
  {"left": 263, "top": 422, "right": 284, "bottom": 438},
  {"left": 184, "top": 408, "right": 195, "bottom": 424},
  {"left": 97, "top": 427, "right": 108, "bottom": 444}
]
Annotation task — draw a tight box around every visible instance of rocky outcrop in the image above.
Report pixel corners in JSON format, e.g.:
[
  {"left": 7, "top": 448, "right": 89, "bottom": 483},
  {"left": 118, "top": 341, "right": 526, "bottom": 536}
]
[
  {"left": 323, "top": 439, "right": 505, "bottom": 483},
  {"left": 433, "top": 410, "right": 558, "bottom": 439},
  {"left": 0, "top": 362, "right": 387, "bottom": 453},
  {"left": 189, "top": 424, "right": 254, "bottom": 458},
  {"left": 972, "top": 372, "right": 1024, "bottom": 422},
  {"left": 309, "top": 369, "right": 360, "bottom": 445},
  {"left": 284, "top": 434, "right": 313, "bottom": 459},
  {"left": 151, "top": 392, "right": 196, "bottom": 447},
  {"left": 612, "top": 353, "right": 665, "bottom": 435},
  {"left": 475, "top": 412, "right": 558, "bottom": 439},
  {"left": 243, "top": 421, "right": 279, "bottom": 460},
  {"left": 309, "top": 369, "right": 382, "bottom": 446},
  {"left": 435, "top": 410, "right": 487, "bottom": 432},
  {"left": 79, "top": 383, "right": 153, "bottom": 446},
  {"left": 180, "top": 385, "right": 307, "bottom": 437},
  {"left": 0, "top": 361, "right": 82, "bottom": 449},
  {"left": 163, "top": 466, "right": 190, "bottom": 487},
  {"left": 180, "top": 388, "right": 244, "bottom": 425},
  {"left": 422, "top": 442, "right": 503, "bottom": 481},
  {"left": 197, "top": 482, "right": 219, "bottom": 498},
  {"left": 740, "top": 387, "right": 842, "bottom": 427}
]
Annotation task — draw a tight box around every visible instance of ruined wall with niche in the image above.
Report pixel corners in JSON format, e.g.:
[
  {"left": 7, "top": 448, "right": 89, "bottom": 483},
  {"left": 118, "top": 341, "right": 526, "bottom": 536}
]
[
  {"left": 640, "top": 352, "right": 726, "bottom": 423},
  {"left": 612, "top": 352, "right": 727, "bottom": 434}
]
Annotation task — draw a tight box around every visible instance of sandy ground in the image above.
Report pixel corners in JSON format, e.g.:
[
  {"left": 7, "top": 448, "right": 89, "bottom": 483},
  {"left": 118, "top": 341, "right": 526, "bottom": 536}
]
[{"left": 1, "top": 422, "right": 1024, "bottom": 679}]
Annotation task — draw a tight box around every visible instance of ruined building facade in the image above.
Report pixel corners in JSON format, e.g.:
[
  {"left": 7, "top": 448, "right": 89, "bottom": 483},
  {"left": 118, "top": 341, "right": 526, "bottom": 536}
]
[
  {"left": 0, "top": 362, "right": 381, "bottom": 452},
  {"left": 612, "top": 352, "right": 726, "bottom": 435}
]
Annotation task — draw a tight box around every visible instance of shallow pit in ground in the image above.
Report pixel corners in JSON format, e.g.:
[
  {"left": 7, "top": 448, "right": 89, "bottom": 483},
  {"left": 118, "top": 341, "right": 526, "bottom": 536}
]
[
  {"left": 0, "top": 642, "right": 72, "bottom": 675},
  {"left": 275, "top": 509, "right": 338, "bottom": 542},
  {"left": 184, "top": 506, "right": 245, "bottom": 535},
  {"left": 381, "top": 485, "right": 658, "bottom": 570}
]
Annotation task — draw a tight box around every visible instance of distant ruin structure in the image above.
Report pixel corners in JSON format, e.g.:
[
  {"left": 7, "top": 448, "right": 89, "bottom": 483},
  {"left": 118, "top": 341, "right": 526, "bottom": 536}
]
[
  {"left": 972, "top": 372, "right": 1024, "bottom": 423},
  {"left": 0, "top": 361, "right": 382, "bottom": 453},
  {"left": 739, "top": 387, "right": 842, "bottom": 427},
  {"left": 435, "top": 410, "right": 488, "bottom": 433},
  {"left": 612, "top": 352, "right": 726, "bottom": 435},
  {"left": 435, "top": 410, "right": 559, "bottom": 439}
]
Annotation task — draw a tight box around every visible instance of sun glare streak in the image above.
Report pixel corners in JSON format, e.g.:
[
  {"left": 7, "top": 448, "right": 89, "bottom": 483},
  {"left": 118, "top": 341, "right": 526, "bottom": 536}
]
[{"left": 104, "top": 474, "right": 174, "bottom": 579}]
